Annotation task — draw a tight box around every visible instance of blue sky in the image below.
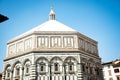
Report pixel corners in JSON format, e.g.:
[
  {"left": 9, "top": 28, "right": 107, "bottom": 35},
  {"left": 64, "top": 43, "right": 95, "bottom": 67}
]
[{"left": 0, "top": 0, "right": 120, "bottom": 72}]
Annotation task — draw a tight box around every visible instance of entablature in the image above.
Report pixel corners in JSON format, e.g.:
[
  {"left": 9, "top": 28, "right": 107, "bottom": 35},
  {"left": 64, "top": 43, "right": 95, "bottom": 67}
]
[{"left": 6, "top": 31, "right": 99, "bottom": 59}]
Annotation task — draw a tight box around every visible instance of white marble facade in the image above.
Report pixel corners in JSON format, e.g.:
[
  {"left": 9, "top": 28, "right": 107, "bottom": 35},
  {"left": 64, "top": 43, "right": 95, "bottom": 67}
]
[{"left": 3, "top": 9, "right": 103, "bottom": 80}]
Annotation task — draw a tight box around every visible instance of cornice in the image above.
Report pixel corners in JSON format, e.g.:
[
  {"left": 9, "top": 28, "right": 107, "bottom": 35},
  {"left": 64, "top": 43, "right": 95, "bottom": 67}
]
[
  {"left": 77, "top": 32, "right": 97, "bottom": 44},
  {"left": 7, "top": 31, "right": 78, "bottom": 44},
  {"left": 4, "top": 48, "right": 100, "bottom": 61},
  {"left": 7, "top": 31, "right": 97, "bottom": 45}
]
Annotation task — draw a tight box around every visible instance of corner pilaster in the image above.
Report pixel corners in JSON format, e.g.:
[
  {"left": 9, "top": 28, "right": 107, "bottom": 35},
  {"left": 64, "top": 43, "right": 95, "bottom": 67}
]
[
  {"left": 30, "top": 64, "right": 36, "bottom": 80},
  {"left": 77, "top": 63, "right": 83, "bottom": 80},
  {"left": 2, "top": 72, "right": 5, "bottom": 80}
]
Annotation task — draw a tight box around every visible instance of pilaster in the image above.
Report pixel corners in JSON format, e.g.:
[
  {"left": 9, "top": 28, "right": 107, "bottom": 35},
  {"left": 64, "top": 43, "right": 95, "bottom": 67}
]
[
  {"left": 11, "top": 70, "right": 13, "bottom": 80},
  {"left": 30, "top": 64, "right": 36, "bottom": 80},
  {"left": 19, "top": 66, "right": 22, "bottom": 80},
  {"left": 77, "top": 63, "right": 83, "bottom": 80},
  {"left": 2, "top": 72, "right": 5, "bottom": 80}
]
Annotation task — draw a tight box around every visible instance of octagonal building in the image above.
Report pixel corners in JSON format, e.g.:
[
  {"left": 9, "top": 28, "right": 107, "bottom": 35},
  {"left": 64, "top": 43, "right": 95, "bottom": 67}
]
[{"left": 2, "top": 8, "right": 103, "bottom": 80}]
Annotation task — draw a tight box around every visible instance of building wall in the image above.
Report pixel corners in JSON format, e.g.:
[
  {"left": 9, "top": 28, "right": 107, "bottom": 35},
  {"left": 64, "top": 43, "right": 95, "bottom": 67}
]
[
  {"left": 3, "top": 52, "right": 102, "bottom": 80},
  {"left": 3, "top": 32, "right": 102, "bottom": 80},
  {"left": 102, "top": 60, "right": 120, "bottom": 80},
  {"left": 6, "top": 33, "right": 98, "bottom": 59}
]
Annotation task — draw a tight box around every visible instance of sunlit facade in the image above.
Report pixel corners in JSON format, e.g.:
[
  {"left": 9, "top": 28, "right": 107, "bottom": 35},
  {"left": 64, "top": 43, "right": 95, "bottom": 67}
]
[
  {"left": 2, "top": 8, "right": 103, "bottom": 80},
  {"left": 102, "top": 59, "right": 120, "bottom": 80}
]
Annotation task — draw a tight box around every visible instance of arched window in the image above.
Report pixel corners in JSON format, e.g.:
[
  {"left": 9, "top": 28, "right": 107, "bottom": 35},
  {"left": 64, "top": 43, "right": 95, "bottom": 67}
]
[
  {"left": 95, "top": 67, "right": 99, "bottom": 75},
  {"left": 7, "top": 72, "right": 10, "bottom": 78},
  {"left": 64, "top": 57, "right": 77, "bottom": 74},
  {"left": 15, "top": 65, "right": 20, "bottom": 76},
  {"left": 40, "top": 65, "right": 44, "bottom": 71},
  {"left": 69, "top": 62, "right": 73, "bottom": 71},
  {"left": 82, "top": 63, "right": 86, "bottom": 72},
  {"left": 68, "top": 62, "right": 74, "bottom": 74},
  {"left": 69, "top": 65, "right": 72, "bottom": 71},
  {"left": 25, "top": 64, "right": 30, "bottom": 74},
  {"left": 6, "top": 69, "right": 11, "bottom": 79},
  {"left": 26, "top": 67, "right": 29, "bottom": 73},
  {"left": 39, "top": 62, "right": 46, "bottom": 73},
  {"left": 89, "top": 63, "right": 93, "bottom": 74}
]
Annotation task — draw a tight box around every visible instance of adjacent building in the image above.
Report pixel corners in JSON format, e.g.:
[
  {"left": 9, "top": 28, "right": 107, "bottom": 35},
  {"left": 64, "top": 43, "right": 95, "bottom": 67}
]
[
  {"left": 0, "top": 73, "right": 2, "bottom": 80},
  {"left": 2, "top": 8, "right": 103, "bottom": 80},
  {"left": 102, "top": 59, "right": 120, "bottom": 80}
]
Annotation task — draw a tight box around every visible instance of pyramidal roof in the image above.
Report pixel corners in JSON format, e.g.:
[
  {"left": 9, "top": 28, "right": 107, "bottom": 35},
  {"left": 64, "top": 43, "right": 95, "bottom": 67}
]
[
  {"left": 26, "top": 20, "right": 76, "bottom": 32},
  {"left": 8, "top": 8, "right": 77, "bottom": 42},
  {"left": 26, "top": 8, "right": 76, "bottom": 32}
]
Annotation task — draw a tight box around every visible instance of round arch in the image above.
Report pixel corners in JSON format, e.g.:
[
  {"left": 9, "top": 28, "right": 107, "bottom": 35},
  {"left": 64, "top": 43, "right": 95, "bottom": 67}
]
[
  {"left": 50, "top": 56, "right": 63, "bottom": 63},
  {"left": 81, "top": 57, "right": 87, "bottom": 64},
  {"left": 22, "top": 58, "right": 31, "bottom": 67},
  {"left": 64, "top": 56, "right": 78, "bottom": 63},
  {"left": 11, "top": 60, "right": 21, "bottom": 71},
  {"left": 4, "top": 64, "right": 11, "bottom": 73},
  {"left": 88, "top": 58, "right": 94, "bottom": 63},
  {"left": 35, "top": 57, "right": 49, "bottom": 64}
]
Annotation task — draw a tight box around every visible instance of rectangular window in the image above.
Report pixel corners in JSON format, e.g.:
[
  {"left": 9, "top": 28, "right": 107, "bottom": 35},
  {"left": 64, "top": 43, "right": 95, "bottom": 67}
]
[
  {"left": 107, "top": 64, "right": 110, "bottom": 68},
  {"left": 103, "top": 71, "right": 105, "bottom": 76},
  {"left": 40, "top": 65, "right": 44, "bottom": 71},
  {"left": 51, "top": 37, "right": 61, "bottom": 48},
  {"left": 39, "top": 63, "right": 45, "bottom": 72},
  {"left": 96, "top": 69, "right": 99, "bottom": 75},
  {"left": 109, "top": 78, "right": 113, "bottom": 80},
  {"left": 116, "top": 75, "right": 120, "bottom": 80},
  {"left": 63, "top": 37, "right": 74, "bottom": 48},
  {"left": 69, "top": 65, "right": 72, "bottom": 71},
  {"left": 82, "top": 64, "right": 85, "bottom": 72},
  {"left": 108, "top": 70, "right": 112, "bottom": 76},
  {"left": 38, "top": 37, "right": 48, "bottom": 48},
  {"left": 90, "top": 67, "right": 93, "bottom": 74},
  {"left": 7, "top": 72, "right": 10, "bottom": 78},
  {"left": 17, "top": 41, "right": 24, "bottom": 52},
  {"left": 39, "top": 63, "right": 46, "bottom": 74},
  {"left": 16, "top": 68, "right": 20, "bottom": 75},
  {"left": 54, "top": 63, "right": 58, "bottom": 71},
  {"left": 114, "top": 69, "right": 119, "bottom": 73},
  {"left": 26, "top": 67, "right": 29, "bottom": 73}
]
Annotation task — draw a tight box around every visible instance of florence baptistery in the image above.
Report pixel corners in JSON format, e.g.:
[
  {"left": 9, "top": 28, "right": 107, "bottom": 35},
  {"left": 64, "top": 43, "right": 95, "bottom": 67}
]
[{"left": 2, "top": 8, "right": 103, "bottom": 80}]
